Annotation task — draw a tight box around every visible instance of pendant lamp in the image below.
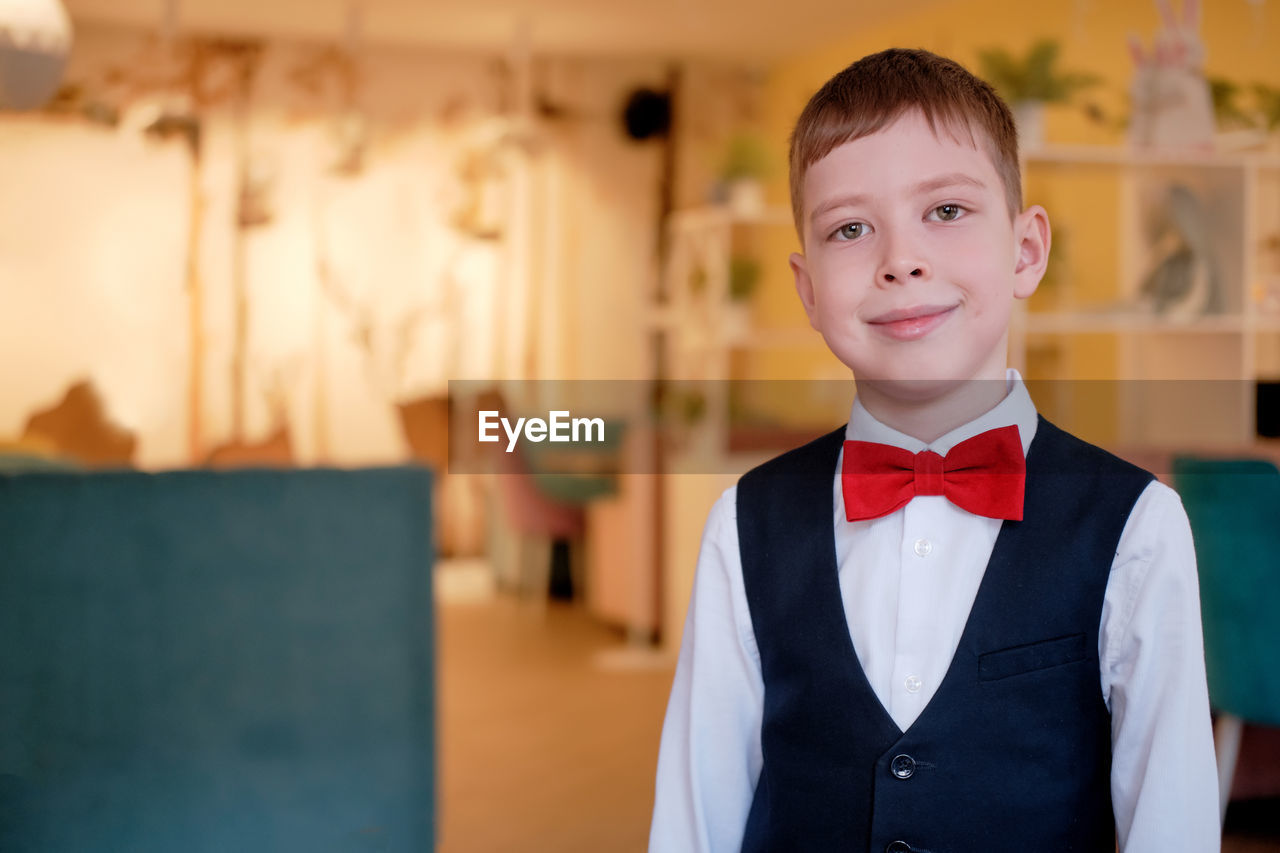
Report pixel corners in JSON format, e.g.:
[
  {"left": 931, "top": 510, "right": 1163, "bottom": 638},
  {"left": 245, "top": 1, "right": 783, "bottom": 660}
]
[{"left": 0, "top": 0, "right": 73, "bottom": 110}]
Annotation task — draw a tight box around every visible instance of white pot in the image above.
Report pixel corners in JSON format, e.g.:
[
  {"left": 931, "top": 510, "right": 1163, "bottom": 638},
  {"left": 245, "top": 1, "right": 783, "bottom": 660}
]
[
  {"left": 1013, "top": 101, "right": 1046, "bottom": 151},
  {"left": 726, "top": 179, "right": 765, "bottom": 216},
  {"left": 722, "top": 301, "right": 752, "bottom": 341}
]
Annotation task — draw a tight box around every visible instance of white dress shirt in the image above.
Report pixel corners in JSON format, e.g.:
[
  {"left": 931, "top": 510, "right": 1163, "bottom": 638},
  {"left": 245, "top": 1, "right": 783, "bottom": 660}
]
[{"left": 650, "top": 371, "right": 1220, "bottom": 853}]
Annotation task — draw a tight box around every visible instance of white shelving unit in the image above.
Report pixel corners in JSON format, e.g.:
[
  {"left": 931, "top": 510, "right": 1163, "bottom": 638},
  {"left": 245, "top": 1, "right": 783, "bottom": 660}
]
[
  {"left": 656, "top": 204, "right": 797, "bottom": 463},
  {"left": 658, "top": 204, "right": 794, "bottom": 374},
  {"left": 1014, "top": 145, "right": 1280, "bottom": 446}
]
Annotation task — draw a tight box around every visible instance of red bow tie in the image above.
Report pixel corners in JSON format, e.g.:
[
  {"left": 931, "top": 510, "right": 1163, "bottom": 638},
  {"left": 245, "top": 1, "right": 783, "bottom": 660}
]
[{"left": 842, "top": 425, "right": 1025, "bottom": 522}]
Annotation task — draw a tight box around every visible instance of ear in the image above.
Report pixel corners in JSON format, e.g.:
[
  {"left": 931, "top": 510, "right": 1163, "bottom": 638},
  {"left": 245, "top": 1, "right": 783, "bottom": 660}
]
[
  {"left": 1012, "top": 205, "right": 1051, "bottom": 300},
  {"left": 790, "top": 252, "right": 820, "bottom": 330}
]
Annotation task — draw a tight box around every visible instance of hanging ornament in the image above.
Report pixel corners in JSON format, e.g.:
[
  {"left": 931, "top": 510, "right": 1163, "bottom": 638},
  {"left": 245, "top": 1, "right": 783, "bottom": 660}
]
[{"left": 0, "top": 0, "right": 73, "bottom": 110}]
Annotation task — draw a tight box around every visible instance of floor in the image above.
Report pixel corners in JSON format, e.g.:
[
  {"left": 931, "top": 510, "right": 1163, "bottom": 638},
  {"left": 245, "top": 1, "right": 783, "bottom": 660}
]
[
  {"left": 433, "top": 565, "right": 1280, "bottom": 853},
  {"left": 435, "top": 581, "right": 671, "bottom": 852}
]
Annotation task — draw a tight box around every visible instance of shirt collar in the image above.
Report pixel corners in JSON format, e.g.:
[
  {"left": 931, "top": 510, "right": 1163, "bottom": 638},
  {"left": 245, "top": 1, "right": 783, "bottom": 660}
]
[{"left": 845, "top": 368, "right": 1038, "bottom": 458}]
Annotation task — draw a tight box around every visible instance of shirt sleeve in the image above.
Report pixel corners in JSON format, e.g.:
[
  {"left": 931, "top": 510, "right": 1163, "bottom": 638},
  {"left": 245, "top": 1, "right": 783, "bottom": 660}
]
[
  {"left": 1102, "top": 480, "right": 1221, "bottom": 852},
  {"left": 649, "top": 486, "right": 764, "bottom": 853}
]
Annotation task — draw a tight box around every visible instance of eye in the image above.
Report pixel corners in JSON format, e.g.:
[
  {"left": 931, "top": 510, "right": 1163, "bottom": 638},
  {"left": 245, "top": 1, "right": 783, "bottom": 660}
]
[
  {"left": 930, "top": 204, "right": 966, "bottom": 222},
  {"left": 832, "top": 221, "right": 869, "bottom": 241}
]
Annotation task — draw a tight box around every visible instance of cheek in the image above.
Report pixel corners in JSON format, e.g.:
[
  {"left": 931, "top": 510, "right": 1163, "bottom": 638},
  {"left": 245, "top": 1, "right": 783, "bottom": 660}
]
[
  {"left": 946, "top": 242, "right": 1016, "bottom": 305},
  {"left": 817, "top": 289, "right": 869, "bottom": 335},
  {"left": 812, "top": 253, "right": 869, "bottom": 302},
  {"left": 943, "top": 233, "right": 998, "bottom": 272}
]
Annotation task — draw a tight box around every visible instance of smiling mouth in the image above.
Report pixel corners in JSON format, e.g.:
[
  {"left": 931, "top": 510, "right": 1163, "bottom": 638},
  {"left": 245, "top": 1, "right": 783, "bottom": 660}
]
[{"left": 866, "top": 304, "right": 957, "bottom": 341}]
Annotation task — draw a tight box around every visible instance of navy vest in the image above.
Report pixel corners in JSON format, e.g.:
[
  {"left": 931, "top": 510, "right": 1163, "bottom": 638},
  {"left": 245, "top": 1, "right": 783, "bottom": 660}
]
[{"left": 737, "top": 417, "right": 1154, "bottom": 853}]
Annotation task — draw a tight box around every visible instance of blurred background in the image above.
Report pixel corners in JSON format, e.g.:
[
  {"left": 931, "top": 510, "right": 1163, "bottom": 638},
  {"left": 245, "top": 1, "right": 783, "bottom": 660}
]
[{"left": 2, "top": 0, "right": 1280, "bottom": 850}]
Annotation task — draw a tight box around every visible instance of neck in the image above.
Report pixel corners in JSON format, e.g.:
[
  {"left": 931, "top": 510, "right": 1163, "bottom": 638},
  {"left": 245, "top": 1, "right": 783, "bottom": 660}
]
[{"left": 854, "top": 374, "right": 1009, "bottom": 444}]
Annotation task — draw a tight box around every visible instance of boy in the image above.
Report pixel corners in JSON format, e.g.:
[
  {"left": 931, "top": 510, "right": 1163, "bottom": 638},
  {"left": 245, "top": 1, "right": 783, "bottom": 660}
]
[{"left": 649, "top": 49, "right": 1219, "bottom": 852}]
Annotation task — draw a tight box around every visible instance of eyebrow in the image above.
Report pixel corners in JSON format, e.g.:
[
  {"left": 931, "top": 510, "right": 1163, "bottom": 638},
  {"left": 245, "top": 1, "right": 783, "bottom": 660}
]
[
  {"left": 913, "top": 172, "right": 987, "bottom": 196},
  {"left": 808, "top": 172, "right": 988, "bottom": 226}
]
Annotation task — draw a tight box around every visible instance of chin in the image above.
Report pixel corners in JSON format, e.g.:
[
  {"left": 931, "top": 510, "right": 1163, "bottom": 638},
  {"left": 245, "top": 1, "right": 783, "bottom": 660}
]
[{"left": 855, "top": 376, "right": 975, "bottom": 404}]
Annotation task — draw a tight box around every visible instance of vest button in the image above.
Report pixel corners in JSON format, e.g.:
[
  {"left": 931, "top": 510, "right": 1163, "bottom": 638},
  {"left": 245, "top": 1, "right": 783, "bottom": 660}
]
[
  {"left": 891, "top": 753, "right": 916, "bottom": 779},
  {"left": 886, "top": 842, "right": 913, "bottom": 853}
]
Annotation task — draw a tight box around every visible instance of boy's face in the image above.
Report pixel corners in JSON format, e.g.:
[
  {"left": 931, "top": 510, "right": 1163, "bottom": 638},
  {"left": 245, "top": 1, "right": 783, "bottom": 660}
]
[{"left": 791, "top": 110, "right": 1049, "bottom": 397}]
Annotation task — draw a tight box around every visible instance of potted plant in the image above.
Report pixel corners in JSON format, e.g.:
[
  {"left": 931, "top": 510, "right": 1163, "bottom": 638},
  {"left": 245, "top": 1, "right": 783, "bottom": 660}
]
[
  {"left": 1254, "top": 83, "right": 1280, "bottom": 151},
  {"left": 724, "top": 255, "right": 761, "bottom": 338},
  {"left": 977, "top": 39, "right": 1101, "bottom": 149},
  {"left": 718, "top": 132, "right": 773, "bottom": 214}
]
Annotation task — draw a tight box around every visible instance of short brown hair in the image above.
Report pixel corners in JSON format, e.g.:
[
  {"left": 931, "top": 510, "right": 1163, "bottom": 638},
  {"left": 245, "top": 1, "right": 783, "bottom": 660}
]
[{"left": 789, "top": 48, "right": 1021, "bottom": 239}]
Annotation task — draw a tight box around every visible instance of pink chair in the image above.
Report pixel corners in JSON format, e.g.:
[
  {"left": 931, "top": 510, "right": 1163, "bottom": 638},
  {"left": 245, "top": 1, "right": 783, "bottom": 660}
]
[{"left": 488, "top": 438, "right": 586, "bottom": 600}]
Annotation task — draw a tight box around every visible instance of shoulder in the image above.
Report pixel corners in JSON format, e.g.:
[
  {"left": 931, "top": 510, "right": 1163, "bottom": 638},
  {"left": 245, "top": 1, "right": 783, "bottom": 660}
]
[
  {"left": 1118, "top": 478, "right": 1192, "bottom": 562},
  {"left": 704, "top": 483, "right": 740, "bottom": 534},
  {"left": 1033, "top": 424, "right": 1194, "bottom": 572},
  {"left": 689, "top": 484, "right": 763, "bottom": 664},
  {"left": 1026, "top": 419, "right": 1158, "bottom": 541},
  {"left": 686, "top": 485, "right": 742, "bottom": 587},
  {"left": 738, "top": 426, "right": 846, "bottom": 492},
  {"left": 734, "top": 427, "right": 844, "bottom": 569},
  {"left": 1031, "top": 417, "right": 1155, "bottom": 482}
]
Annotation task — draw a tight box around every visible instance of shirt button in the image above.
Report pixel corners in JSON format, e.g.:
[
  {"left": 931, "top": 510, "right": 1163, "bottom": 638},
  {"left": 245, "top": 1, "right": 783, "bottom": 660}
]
[
  {"left": 891, "top": 754, "right": 916, "bottom": 779},
  {"left": 886, "top": 842, "right": 913, "bottom": 853},
  {"left": 912, "top": 538, "right": 932, "bottom": 557},
  {"left": 904, "top": 675, "right": 922, "bottom": 693}
]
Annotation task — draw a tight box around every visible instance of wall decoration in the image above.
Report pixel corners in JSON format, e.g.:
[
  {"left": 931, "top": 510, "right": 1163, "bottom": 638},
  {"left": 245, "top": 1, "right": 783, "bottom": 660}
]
[
  {"left": 1138, "top": 183, "right": 1222, "bottom": 319},
  {"left": 1126, "top": 0, "right": 1216, "bottom": 150},
  {"left": 2, "top": 20, "right": 689, "bottom": 468},
  {"left": 21, "top": 380, "right": 136, "bottom": 467}
]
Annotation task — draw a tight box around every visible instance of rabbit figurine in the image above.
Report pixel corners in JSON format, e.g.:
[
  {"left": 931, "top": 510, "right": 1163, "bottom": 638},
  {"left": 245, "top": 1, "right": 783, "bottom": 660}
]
[{"left": 1128, "top": 0, "right": 1217, "bottom": 150}]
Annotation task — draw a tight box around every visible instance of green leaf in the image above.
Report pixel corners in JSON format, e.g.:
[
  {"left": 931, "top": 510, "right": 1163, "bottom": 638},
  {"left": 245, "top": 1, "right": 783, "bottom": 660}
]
[
  {"left": 977, "top": 38, "right": 1098, "bottom": 104},
  {"left": 1251, "top": 82, "right": 1280, "bottom": 131}
]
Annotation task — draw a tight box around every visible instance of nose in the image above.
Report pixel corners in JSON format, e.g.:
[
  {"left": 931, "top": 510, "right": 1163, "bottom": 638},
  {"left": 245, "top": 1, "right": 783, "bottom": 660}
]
[
  {"left": 877, "top": 237, "right": 930, "bottom": 284},
  {"left": 881, "top": 263, "right": 925, "bottom": 283}
]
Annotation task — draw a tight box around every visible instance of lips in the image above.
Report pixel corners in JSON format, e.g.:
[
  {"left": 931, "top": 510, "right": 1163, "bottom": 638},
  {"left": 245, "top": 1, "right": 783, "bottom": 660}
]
[{"left": 866, "top": 304, "right": 957, "bottom": 341}]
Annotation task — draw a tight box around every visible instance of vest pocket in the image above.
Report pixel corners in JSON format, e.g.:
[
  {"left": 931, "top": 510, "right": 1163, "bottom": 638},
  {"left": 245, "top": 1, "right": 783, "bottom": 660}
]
[{"left": 978, "top": 633, "right": 1088, "bottom": 681}]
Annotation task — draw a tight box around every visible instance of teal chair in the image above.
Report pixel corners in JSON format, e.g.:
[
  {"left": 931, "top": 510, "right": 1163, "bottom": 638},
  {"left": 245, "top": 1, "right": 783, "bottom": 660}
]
[
  {"left": 1172, "top": 456, "right": 1280, "bottom": 825},
  {"left": 0, "top": 468, "right": 435, "bottom": 852}
]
